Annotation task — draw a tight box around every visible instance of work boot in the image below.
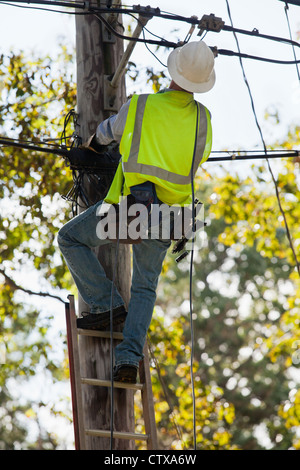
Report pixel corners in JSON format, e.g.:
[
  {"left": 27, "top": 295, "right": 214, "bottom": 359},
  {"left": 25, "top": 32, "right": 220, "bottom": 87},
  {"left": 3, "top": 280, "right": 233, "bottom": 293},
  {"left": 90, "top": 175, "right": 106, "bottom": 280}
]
[
  {"left": 113, "top": 364, "right": 138, "bottom": 384},
  {"left": 76, "top": 305, "right": 127, "bottom": 330}
]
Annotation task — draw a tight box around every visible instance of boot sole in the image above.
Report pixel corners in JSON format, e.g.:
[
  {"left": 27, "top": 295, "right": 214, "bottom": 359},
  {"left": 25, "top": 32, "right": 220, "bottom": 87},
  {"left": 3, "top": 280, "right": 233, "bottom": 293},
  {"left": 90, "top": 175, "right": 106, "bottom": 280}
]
[{"left": 77, "top": 311, "right": 127, "bottom": 331}]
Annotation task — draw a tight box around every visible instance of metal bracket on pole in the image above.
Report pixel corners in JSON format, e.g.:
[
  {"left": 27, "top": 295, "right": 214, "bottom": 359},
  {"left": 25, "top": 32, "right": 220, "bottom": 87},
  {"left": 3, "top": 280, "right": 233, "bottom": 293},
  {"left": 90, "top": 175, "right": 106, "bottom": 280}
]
[
  {"left": 103, "top": 74, "right": 119, "bottom": 112},
  {"left": 102, "top": 27, "right": 116, "bottom": 44},
  {"left": 101, "top": 0, "right": 122, "bottom": 43},
  {"left": 104, "top": 14, "right": 151, "bottom": 111}
]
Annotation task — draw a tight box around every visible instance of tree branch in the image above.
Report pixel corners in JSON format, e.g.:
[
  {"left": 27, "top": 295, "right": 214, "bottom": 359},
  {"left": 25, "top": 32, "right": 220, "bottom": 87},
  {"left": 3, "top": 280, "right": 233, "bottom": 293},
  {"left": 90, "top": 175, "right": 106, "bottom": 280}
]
[{"left": 0, "top": 269, "right": 65, "bottom": 304}]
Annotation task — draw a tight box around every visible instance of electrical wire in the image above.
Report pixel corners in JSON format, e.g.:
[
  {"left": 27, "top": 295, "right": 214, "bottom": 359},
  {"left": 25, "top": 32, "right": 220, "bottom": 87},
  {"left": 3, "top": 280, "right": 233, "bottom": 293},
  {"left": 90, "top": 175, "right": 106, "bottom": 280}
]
[
  {"left": 222, "top": 22, "right": 300, "bottom": 49},
  {"left": 217, "top": 48, "right": 300, "bottom": 65},
  {"left": 2, "top": 0, "right": 300, "bottom": 65},
  {"left": 206, "top": 150, "right": 299, "bottom": 162},
  {"left": 1, "top": 135, "right": 298, "bottom": 161},
  {"left": 147, "top": 339, "right": 185, "bottom": 446},
  {"left": 126, "top": 11, "right": 168, "bottom": 67},
  {"left": 142, "top": 29, "right": 167, "bottom": 68},
  {"left": 283, "top": 2, "right": 300, "bottom": 82},
  {"left": 3, "top": 0, "right": 300, "bottom": 447},
  {"left": 0, "top": 0, "right": 88, "bottom": 14},
  {"left": 0, "top": 136, "right": 71, "bottom": 155},
  {"left": 92, "top": 10, "right": 177, "bottom": 48},
  {"left": 109, "top": 230, "right": 121, "bottom": 451},
  {"left": 188, "top": 102, "right": 200, "bottom": 451},
  {"left": 60, "top": 108, "right": 78, "bottom": 147},
  {"left": 225, "top": 0, "right": 300, "bottom": 278}
]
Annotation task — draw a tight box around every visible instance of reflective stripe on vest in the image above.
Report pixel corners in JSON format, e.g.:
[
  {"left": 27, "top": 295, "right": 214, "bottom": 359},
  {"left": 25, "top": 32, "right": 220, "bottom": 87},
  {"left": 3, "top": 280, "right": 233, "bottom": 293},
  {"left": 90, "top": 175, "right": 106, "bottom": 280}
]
[{"left": 122, "top": 94, "right": 209, "bottom": 185}]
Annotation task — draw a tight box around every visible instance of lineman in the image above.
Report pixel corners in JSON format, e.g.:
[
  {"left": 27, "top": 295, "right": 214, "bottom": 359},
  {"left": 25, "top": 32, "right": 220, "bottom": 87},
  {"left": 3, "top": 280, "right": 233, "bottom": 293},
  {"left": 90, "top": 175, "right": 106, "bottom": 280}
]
[{"left": 58, "top": 41, "right": 215, "bottom": 384}]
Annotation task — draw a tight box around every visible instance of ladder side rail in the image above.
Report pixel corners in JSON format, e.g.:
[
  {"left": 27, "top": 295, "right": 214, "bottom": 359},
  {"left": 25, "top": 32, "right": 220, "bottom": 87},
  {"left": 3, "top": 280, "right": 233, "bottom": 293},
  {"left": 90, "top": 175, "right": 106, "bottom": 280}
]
[
  {"left": 139, "top": 341, "right": 158, "bottom": 450},
  {"left": 65, "top": 295, "right": 87, "bottom": 450}
]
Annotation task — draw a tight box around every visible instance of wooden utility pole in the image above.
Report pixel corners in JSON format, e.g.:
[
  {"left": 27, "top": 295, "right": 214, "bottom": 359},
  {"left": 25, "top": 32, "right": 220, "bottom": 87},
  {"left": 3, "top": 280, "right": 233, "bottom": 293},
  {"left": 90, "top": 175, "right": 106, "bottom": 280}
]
[{"left": 75, "top": 1, "right": 133, "bottom": 450}]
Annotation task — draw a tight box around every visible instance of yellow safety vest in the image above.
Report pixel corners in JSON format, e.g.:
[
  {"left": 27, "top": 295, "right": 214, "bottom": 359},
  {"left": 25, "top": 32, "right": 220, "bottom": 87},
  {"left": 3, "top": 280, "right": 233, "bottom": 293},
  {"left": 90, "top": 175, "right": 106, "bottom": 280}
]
[{"left": 105, "top": 90, "right": 212, "bottom": 206}]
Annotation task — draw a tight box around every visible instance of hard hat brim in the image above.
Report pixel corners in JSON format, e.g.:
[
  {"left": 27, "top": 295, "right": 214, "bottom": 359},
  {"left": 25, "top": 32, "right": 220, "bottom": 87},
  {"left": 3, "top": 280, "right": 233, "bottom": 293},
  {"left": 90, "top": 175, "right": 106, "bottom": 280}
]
[{"left": 167, "top": 47, "right": 216, "bottom": 94}]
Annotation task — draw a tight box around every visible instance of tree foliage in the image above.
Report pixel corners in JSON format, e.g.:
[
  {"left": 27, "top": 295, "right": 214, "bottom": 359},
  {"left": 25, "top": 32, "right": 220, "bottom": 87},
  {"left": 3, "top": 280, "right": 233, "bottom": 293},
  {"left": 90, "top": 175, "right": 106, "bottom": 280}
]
[
  {"left": 146, "top": 155, "right": 300, "bottom": 450},
  {"left": 0, "top": 46, "right": 75, "bottom": 449}
]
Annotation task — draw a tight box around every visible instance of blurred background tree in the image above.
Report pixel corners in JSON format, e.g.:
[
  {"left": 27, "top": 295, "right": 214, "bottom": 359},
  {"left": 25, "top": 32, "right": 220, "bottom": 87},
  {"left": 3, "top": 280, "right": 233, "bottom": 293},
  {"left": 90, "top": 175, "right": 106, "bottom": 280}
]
[
  {"left": 0, "top": 47, "right": 76, "bottom": 449},
  {"left": 147, "top": 155, "right": 300, "bottom": 450}
]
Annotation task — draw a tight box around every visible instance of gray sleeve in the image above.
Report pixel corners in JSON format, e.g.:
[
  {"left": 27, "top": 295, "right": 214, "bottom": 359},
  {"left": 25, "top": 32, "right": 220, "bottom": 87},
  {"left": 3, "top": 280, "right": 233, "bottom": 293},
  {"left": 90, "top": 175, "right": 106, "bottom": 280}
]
[{"left": 95, "top": 100, "right": 131, "bottom": 145}]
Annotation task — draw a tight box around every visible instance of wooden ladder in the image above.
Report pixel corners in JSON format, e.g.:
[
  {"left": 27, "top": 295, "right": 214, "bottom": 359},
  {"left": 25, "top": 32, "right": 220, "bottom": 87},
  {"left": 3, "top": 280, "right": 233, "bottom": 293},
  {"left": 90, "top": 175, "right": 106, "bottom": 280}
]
[{"left": 65, "top": 295, "right": 158, "bottom": 450}]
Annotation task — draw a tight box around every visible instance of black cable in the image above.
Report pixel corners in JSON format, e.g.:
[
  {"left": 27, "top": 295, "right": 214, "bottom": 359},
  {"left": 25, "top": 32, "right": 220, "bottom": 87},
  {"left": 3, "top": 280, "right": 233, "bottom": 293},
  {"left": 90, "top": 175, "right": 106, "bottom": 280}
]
[
  {"left": 1, "top": 136, "right": 298, "bottom": 161},
  {"left": 3, "top": 0, "right": 300, "bottom": 64},
  {"left": 92, "top": 11, "right": 178, "bottom": 48},
  {"left": 217, "top": 48, "right": 300, "bottom": 65},
  {"left": 142, "top": 29, "right": 167, "bottom": 68},
  {"left": 109, "top": 231, "right": 120, "bottom": 451},
  {"left": 61, "top": 109, "right": 77, "bottom": 147},
  {"left": 0, "top": 136, "right": 70, "bottom": 156},
  {"left": 0, "top": 0, "right": 88, "bottom": 14},
  {"left": 224, "top": 1, "right": 272, "bottom": 154},
  {"left": 284, "top": 2, "right": 300, "bottom": 82},
  {"left": 126, "top": 11, "right": 168, "bottom": 67},
  {"left": 126, "top": 11, "right": 166, "bottom": 42},
  {"left": 222, "top": 23, "right": 300, "bottom": 49},
  {"left": 206, "top": 151, "right": 299, "bottom": 162},
  {"left": 279, "top": 0, "right": 300, "bottom": 6},
  {"left": 147, "top": 339, "right": 186, "bottom": 446},
  {"left": 225, "top": 0, "right": 300, "bottom": 278},
  {"left": 188, "top": 102, "right": 200, "bottom": 451},
  {"left": 0, "top": 136, "right": 66, "bottom": 150}
]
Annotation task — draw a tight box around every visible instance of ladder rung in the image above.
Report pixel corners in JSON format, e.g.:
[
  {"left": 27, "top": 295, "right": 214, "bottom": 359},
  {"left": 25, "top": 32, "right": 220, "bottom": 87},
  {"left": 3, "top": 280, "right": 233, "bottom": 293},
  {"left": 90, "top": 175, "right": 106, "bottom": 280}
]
[
  {"left": 77, "top": 328, "right": 123, "bottom": 340},
  {"left": 85, "top": 429, "right": 149, "bottom": 441},
  {"left": 81, "top": 377, "right": 144, "bottom": 391},
  {"left": 66, "top": 295, "right": 158, "bottom": 450}
]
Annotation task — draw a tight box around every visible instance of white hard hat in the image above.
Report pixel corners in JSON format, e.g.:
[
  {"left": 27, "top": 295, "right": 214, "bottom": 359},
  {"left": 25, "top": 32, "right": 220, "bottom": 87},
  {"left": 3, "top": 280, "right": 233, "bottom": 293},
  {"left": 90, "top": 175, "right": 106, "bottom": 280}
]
[{"left": 167, "top": 41, "right": 216, "bottom": 93}]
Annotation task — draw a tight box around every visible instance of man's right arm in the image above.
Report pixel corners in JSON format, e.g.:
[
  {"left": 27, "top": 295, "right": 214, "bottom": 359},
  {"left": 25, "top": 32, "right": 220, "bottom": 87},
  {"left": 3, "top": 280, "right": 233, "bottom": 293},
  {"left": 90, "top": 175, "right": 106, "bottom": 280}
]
[
  {"left": 82, "top": 99, "right": 131, "bottom": 152},
  {"left": 95, "top": 100, "right": 130, "bottom": 145}
]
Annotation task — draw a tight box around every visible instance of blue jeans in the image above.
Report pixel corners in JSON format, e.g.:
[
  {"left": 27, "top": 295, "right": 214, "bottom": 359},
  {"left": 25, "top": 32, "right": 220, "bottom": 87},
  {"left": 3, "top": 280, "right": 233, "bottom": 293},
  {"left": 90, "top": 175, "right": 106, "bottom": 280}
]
[{"left": 57, "top": 200, "right": 171, "bottom": 368}]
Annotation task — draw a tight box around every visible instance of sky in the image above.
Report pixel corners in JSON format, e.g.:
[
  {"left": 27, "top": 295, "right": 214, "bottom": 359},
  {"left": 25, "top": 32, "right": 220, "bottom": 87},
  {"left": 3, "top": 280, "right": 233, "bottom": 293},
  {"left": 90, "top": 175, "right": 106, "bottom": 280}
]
[{"left": 0, "top": 0, "right": 300, "bottom": 448}]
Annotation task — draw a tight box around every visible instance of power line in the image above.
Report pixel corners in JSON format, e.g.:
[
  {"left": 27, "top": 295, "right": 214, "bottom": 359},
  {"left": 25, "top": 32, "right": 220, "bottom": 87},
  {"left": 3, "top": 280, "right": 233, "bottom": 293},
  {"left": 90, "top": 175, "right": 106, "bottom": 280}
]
[
  {"left": 283, "top": 2, "right": 300, "bottom": 82},
  {"left": 1, "top": 136, "right": 298, "bottom": 162},
  {"left": 1, "top": 0, "right": 300, "bottom": 65},
  {"left": 217, "top": 48, "right": 300, "bottom": 65},
  {"left": 206, "top": 150, "right": 299, "bottom": 162},
  {"left": 279, "top": 0, "right": 300, "bottom": 5},
  {"left": 225, "top": 0, "right": 300, "bottom": 278}
]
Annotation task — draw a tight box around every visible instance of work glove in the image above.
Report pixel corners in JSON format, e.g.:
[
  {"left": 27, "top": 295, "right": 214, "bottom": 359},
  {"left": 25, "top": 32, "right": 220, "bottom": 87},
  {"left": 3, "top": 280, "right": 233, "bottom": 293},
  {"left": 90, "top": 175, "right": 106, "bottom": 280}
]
[{"left": 80, "top": 134, "right": 107, "bottom": 154}]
